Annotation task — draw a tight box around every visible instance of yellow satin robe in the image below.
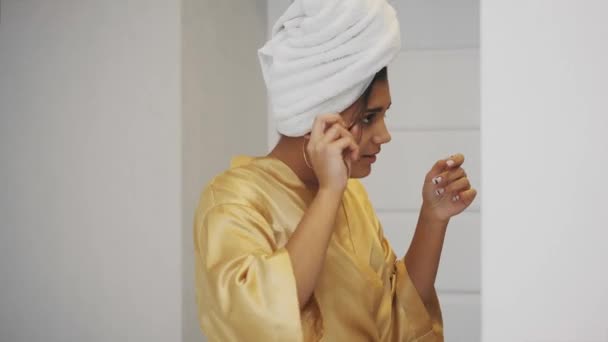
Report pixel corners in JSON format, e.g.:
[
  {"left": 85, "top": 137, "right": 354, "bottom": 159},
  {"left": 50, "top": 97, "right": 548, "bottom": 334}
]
[{"left": 194, "top": 156, "right": 443, "bottom": 341}]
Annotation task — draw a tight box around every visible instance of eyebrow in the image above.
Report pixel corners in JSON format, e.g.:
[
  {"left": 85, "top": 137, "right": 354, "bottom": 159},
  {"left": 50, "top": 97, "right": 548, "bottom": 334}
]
[{"left": 365, "top": 102, "right": 392, "bottom": 113}]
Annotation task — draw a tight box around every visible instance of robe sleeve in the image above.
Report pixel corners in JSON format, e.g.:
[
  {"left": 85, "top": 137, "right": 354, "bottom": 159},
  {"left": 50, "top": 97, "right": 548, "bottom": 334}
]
[
  {"left": 193, "top": 185, "right": 302, "bottom": 341},
  {"left": 378, "top": 220, "right": 444, "bottom": 341}
]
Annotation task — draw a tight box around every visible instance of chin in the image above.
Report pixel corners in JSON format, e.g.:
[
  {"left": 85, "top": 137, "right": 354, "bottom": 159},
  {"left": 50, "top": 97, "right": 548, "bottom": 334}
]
[{"left": 350, "top": 165, "right": 372, "bottom": 179}]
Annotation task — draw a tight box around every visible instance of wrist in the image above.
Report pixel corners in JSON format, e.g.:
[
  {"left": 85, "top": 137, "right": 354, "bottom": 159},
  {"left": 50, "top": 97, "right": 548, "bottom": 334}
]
[
  {"left": 317, "top": 186, "right": 344, "bottom": 201},
  {"left": 420, "top": 202, "right": 450, "bottom": 226}
]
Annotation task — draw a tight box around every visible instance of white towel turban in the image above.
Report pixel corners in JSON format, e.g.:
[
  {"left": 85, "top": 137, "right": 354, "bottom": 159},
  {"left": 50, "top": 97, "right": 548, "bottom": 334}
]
[{"left": 258, "top": 0, "right": 401, "bottom": 137}]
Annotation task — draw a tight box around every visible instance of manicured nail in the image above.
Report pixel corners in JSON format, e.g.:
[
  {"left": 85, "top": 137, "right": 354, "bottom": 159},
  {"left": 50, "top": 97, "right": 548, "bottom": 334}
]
[
  {"left": 446, "top": 159, "right": 455, "bottom": 167},
  {"left": 432, "top": 176, "right": 442, "bottom": 184},
  {"left": 435, "top": 188, "right": 445, "bottom": 196}
]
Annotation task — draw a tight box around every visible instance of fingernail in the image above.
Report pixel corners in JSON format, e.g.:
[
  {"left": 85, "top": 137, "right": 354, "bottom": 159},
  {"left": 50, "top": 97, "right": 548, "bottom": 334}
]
[
  {"left": 435, "top": 188, "right": 445, "bottom": 196},
  {"left": 446, "top": 159, "right": 455, "bottom": 167},
  {"left": 432, "top": 176, "right": 442, "bottom": 184}
]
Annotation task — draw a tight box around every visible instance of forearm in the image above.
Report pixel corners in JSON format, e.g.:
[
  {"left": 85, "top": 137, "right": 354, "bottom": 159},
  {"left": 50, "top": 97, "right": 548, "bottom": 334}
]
[
  {"left": 404, "top": 203, "right": 449, "bottom": 305},
  {"left": 286, "top": 188, "right": 342, "bottom": 309}
]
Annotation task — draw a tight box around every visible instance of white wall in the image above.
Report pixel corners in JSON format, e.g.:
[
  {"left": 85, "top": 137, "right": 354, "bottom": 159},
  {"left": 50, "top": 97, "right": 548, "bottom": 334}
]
[
  {"left": 267, "top": 1, "right": 481, "bottom": 341},
  {"left": 181, "top": 1, "right": 268, "bottom": 341},
  {"left": 481, "top": 1, "right": 608, "bottom": 341},
  {"left": 0, "top": 1, "right": 181, "bottom": 341},
  {"left": 0, "top": 1, "right": 268, "bottom": 341}
]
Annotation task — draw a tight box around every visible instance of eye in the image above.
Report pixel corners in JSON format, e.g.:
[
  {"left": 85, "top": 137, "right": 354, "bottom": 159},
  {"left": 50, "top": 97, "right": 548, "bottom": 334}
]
[{"left": 361, "top": 113, "right": 378, "bottom": 125}]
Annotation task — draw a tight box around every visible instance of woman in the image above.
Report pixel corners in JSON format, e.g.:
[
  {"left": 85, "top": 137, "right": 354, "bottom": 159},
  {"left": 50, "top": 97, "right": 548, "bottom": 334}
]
[{"left": 194, "top": 0, "right": 477, "bottom": 341}]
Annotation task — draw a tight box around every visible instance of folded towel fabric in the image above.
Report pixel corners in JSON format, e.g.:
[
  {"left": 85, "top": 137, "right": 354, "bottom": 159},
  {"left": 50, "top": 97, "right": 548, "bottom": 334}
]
[{"left": 258, "top": 0, "right": 402, "bottom": 137}]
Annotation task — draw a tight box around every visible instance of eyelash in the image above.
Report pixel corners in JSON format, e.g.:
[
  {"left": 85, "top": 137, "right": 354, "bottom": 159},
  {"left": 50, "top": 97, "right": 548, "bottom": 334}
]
[{"left": 361, "top": 113, "right": 378, "bottom": 125}]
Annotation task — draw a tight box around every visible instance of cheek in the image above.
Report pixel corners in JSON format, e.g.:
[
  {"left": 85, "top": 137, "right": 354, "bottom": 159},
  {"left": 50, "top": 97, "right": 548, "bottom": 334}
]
[{"left": 356, "top": 134, "right": 372, "bottom": 151}]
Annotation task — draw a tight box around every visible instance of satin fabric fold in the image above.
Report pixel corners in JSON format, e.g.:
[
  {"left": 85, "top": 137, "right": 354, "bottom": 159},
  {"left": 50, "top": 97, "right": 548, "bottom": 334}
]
[{"left": 194, "top": 156, "right": 443, "bottom": 341}]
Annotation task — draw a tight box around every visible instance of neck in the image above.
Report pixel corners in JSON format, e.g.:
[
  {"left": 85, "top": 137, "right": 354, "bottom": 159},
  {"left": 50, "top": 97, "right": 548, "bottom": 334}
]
[{"left": 267, "top": 135, "right": 319, "bottom": 189}]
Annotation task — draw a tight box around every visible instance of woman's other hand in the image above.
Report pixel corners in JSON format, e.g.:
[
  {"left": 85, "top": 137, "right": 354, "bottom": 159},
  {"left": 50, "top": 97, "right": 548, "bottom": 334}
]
[{"left": 421, "top": 153, "right": 478, "bottom": 222}]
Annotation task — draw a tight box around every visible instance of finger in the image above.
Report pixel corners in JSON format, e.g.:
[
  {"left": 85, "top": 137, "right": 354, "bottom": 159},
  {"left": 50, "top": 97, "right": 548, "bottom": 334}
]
[
  {"left": 332, "top": 135, "right": 359, "bottom": 154},
  {"left": 445, "top": 177, "right": 471, "bottom": 195},
  {"left": 431, "top": 167, "right": 467, "bottom": 186},
  {"left": 445, "top": 153, "right": 465, "bottom": 168},
  {"left": 323, "top": 124, "right": 360, "bottom": 161},
  {"left": 427, "top": 159, "right": 450, "bottom": 182},
  {"left": 349, "top": 121, "right": 360, "bottom": 136},
  {"left": 333, "top": 136, "right": 359, "bottom": 167},
  {"left": 458, "top": 188, "right": 478, "bottom": 206},
  {"left": 322, "top": 122, "right": 352, "bottom": 145},
  {"left": 337, "top": 128, "right": 360, "bottom": 160},
  {"left": 321, "top": 124, "right": 342, "bottom": 144},
  {"left": 426, "top": 153, "right": 466, "bottom": 182},
  {"left": 310, "top": 114, "right": 346, "bottom": 142},
  {"left": 349, "top": 124, "right": 361, "bottom": 160}
]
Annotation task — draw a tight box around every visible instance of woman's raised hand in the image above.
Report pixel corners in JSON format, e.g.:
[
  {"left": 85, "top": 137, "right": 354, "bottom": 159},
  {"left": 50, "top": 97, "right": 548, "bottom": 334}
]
[{"left": 305, "top": 113, "right": 360, "bottom": 193}]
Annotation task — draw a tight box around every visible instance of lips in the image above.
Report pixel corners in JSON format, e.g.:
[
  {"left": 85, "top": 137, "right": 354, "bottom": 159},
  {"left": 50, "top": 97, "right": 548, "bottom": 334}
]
[
  {"left": 360, "top": 153, "right": 378, "bottom": 163},
  {"left": 361, "top": 151, "right": 380, "bottom": 158}
]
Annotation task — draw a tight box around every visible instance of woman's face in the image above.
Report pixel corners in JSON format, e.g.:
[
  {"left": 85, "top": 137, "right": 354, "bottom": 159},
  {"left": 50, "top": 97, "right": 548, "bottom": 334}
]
[{"left": 341, "top": 79, "right": 392, "bottom": 178}]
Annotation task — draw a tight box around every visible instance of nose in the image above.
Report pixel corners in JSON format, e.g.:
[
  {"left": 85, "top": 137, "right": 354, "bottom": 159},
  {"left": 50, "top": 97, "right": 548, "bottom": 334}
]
[{"left": 372, "top": 118, "right": 392, "bottom": 145}]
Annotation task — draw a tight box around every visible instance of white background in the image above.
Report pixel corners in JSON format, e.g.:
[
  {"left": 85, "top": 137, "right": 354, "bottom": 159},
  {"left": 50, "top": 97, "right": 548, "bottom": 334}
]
[
  {"left": 1, "top": 1, "right": 183, "bottom": 340},
  {"left": 481, "top": 1, "right": 608, "bottom": 341}
]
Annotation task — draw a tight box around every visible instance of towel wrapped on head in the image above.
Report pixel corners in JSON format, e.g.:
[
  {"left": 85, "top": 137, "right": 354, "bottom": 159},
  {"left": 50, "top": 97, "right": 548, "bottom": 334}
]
[{"left": 258, "top": 0, "right": 402, "bottom": 137}]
